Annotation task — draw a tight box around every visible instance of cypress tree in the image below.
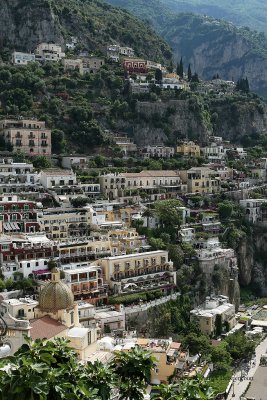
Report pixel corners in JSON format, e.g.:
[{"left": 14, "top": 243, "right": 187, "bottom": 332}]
[{"left": 187, "top": 64, "right": 192, "bottom": 81}]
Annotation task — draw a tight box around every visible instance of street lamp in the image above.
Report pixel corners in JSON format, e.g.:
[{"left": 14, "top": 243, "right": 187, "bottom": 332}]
[{"left": 232, "top": 379, "right": 235, "bottom": 397}]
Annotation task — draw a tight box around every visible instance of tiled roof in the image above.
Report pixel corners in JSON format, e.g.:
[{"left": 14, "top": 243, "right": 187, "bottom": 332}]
[{"left": 30, "top": 316, "right": 66, "bottom": 340}]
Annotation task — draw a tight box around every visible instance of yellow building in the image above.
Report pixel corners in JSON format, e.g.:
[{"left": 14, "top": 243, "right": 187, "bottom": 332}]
[
  {"left": 181, "top": 167, "right": 221, "bottom": 194},
  {"left": 176, "top": 141, "right": 200, "bottom": 157},
  {"left": 136, "top": 338, "right": 181, "bottom": 384}
]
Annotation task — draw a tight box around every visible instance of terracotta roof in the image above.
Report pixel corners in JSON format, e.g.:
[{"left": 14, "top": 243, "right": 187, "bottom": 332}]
[{"left": 30, "top": 316, "right": 66, "bottom": 340}]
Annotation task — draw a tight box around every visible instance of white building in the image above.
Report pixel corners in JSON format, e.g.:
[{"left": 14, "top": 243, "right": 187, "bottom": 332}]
[
  {"left": 195, "top": 237, "right": 237, "bottom": 274},
  {"left": 119, "top": 47, "right": 134, "bottom": 57},
  {"left": 35, "top": 43, "right": 65, "bottom": 62},
  {"left": 61, "top": 156, "right": 88, "bottom": 170},
  {"left": 190, "top": 295, "right": 236, "bottom": 335},
  {"left": 178, "top": 227, "right": 195, "bottom": 243},
  {"left": 0, "top": 157, "right": 38, "bottom": 184},
  {"left": 201, "top": 143, "right": 226, "bottom": 162},
  {"left": 139, "top": 146, "right": 175, "bottom": 159},
  {"left": 95, "top": 309, "right": 126, "bottom": 334},
  {"left": 240, "top": 199, "right": 267, "bottom": 223},
  {"left": 12, "top": 51, "right": 35, "bottom": 65},
  {"left": 39, "top": 169, "right": 77, "bottom": 189}
]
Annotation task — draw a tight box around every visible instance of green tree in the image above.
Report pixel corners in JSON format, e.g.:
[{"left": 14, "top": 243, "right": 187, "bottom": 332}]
[
  {"left": 32, "top": 156, "right": 52, "bottom": 169},
  {"left": 218, "top": 201, "right": 234, "bottom": 220},
  {"left": 182, "top": 333, "right": 211, "bottom": 356},
  {"left": 70, "top": 197, "right": 89, "bottom": 208},
  {"left": 155, "top": 199, "right": 182, "bottom": 231},
  {"left": 225, "top": 332, "right": 256, "bottom": 360},
  {"left": 155, "top": 68, "right": 163, "bottom": 83},
  {"left": 210, "top": 344, "right": 232, "bottom": 371}
]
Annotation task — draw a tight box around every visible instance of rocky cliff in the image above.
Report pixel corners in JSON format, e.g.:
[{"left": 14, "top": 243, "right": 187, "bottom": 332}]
[
  {"left": 126, "top": 96, "right": 267, "bottom": 146},
  {"left": 238, "top": 226, "right": 267, "bottom": 296},
  {"left": 0, "top": 0, "right": 171, "bottom": 62},
  {"left": 162, "top": 14, "right": 267, "bottom": 98}
]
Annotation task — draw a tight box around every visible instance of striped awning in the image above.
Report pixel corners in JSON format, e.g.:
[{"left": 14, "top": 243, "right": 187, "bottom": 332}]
[{"left": 3, "top": 222, "right": 20, "bottom": 231}]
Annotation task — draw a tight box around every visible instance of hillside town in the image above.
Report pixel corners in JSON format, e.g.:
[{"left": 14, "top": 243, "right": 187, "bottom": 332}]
[{"left": 0, "top": 36, "right": 267, "bottom": 400}]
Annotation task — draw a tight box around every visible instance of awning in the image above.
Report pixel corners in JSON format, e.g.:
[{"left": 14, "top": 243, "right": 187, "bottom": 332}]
[
  {"left": 3, "top": 222, "right": 20, "bottom": 231},
  {"left": 33, "top": 269, "right": 50, "bottom": 275}
]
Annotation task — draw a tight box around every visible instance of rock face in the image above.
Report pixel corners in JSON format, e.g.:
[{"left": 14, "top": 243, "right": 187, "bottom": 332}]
[
  {"left": 166, "top": 19, "right": 267, "bottom": 98},
  {"left": 128, "top": 98, "right": 267, "bottom": 146},
  {"left": 238, "top": 227, "right": 267, "bottom": 296},
  {"left": 0, "top": 0, "right": 63, "bottom": 51}
]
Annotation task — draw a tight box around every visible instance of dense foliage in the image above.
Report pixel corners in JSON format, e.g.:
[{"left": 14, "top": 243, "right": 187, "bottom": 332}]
[{"left": 0, "top": 338, "right": 216, "bottom": 400}]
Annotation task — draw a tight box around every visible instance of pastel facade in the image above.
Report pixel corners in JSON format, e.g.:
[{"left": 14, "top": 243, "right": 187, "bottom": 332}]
[
  {"left": 0, "top": 119, "right": 51, "bottom": 156},
  {"left": 176, "top": 142, "right": 201, "bottom": 157},
  {"left": 96, "top": 250, "right": 176, "bottom": 295}
]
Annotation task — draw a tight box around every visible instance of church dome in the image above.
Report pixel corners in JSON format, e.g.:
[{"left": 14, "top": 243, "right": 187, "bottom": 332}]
[{"left": 39, "top": 269, "right": 74, "bottom": 312}]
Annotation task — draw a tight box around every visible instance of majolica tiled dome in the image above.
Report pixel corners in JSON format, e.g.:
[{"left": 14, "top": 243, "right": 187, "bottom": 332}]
[{"left": 39, "top": 269, "right": 74, "bottom": 312}]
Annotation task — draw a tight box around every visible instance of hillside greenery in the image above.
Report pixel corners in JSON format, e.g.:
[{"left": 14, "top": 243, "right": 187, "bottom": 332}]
[
  {"left": 0, "top": 0, "right": 171, "bottom": 63},
  {"left": 0, "top": 60, "right": 264, "bottom": 154}
]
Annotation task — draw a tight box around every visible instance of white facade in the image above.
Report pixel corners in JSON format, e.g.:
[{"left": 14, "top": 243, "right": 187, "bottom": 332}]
[
  {"left": 178, "top": 227, "right": 195, "bottom": 243},
  {"left": 196, "top": 237, "right": 237, "bottom": 274},
  {"left": 95, "top": 309, "right": 126, "bottom": 333},
  {"left": 39, "top": 169, "right": 77, "bottom": 189},
  {"left": 12, "top": 52, "right": 35, "bottom": 65},
  {"left": 201, "top": 143, "right": 226, "bottom": 162},
  {"left": 61, "top": 156, "right": 88, "bottom": 170},
  {"left": 139, "top": 146, "right": 175, "bottom": 159},
  {"left": 240, "top": 199, "right": 267, "bottom": 223}
]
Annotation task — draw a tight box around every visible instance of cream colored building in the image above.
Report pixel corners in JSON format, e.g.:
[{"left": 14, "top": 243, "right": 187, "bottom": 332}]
[
  {"left": 180, "top": 167, "right": 221, "bottom": 194},
  {"left": 190, "top": 295, "right": 236, "bottom": 336},
  {"left": 0, "top": 119, "right": 51, "bottom": 156},
  {"left": 38, "top": 207, "right": 91, "bottom": 240},
  {"left": 81, "top": 57, "right": 105, "bottom": 74},
  {"left": 99, "top": 170, "right": 187, "bottom": 201},
  {"left": 96, "top": 250, "right": 176, "bottom": 295},
  {"left": 35, "top": 43, "right": 65, "bottom": 62},
  {"left": 64, "top": 265, "right": 107, "bottom": 304},
  {"left": 58, "top": 235, "right": 112, "bottom": 263},
  {"left": 176, "top": 141, "right": 201, "bottom": 157},
  {"left": 63, "top": 58, "right": 83, "bottom": 74}
]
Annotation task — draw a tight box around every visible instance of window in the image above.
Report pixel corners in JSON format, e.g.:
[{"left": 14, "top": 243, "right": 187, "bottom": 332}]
[
  {"left": 24, "top": 205, "right": 29, "bottom": 210},
  {"left": 27, "top": 263, "right": 30, "bottom": 268},
  {"left": 70, "top": 312, "right": 74, "bottom": 325},
  {"left": 88, "top": 331, "right": 91, "bottom": 345}
]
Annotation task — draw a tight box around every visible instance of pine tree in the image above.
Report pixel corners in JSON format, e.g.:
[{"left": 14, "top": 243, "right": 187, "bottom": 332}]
[{"left": 187, "top": 64, "right": 192, "bottom": 81}]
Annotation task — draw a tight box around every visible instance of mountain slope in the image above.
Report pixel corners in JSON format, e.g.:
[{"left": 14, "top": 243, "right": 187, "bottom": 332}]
[
  {"left": 158, "top": 0, "right": 267, "bottom": 34},
  {"left": 0, "top": 0, "right": 172, "bottom": 62},
  {"left": 107, "top": 0, "right": 267, "bottom": 98}
]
